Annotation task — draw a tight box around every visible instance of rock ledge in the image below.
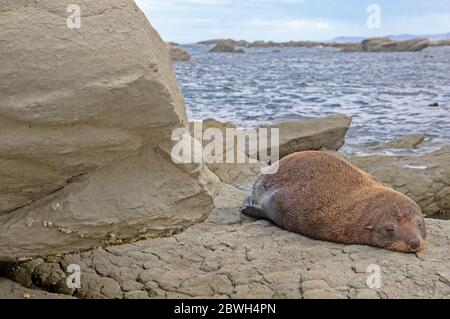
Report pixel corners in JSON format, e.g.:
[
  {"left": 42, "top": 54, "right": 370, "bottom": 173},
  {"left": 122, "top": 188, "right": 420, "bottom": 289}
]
[{"left": 2, "top": 183, "right": 449, "bottom": 299}]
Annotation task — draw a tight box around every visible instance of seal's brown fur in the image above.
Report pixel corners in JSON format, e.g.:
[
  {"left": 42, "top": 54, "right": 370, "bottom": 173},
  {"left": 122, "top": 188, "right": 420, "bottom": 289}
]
[{"left": 242, "top": 151, "right": 427, "bottom": 253}]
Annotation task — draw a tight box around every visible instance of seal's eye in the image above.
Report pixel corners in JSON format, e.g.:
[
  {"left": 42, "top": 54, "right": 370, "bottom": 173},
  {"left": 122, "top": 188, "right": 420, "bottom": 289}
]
[{"left": 417, "top": 222, "right": 423, "bottom": 229}]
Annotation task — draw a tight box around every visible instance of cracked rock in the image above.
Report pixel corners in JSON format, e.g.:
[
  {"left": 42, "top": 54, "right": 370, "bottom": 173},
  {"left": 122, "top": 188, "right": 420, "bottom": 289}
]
[{"left": 2, "top": 183, "right": 449, "bottom": 299}]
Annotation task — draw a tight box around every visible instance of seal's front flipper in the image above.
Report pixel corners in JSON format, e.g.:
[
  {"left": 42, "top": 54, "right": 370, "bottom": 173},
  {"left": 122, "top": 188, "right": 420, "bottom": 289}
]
[
  {"left": 241, "top": 205, "right": 266, "bottom": 219},
  {"left": 241, "top": 196, "right": 265, "bottom": 219}
]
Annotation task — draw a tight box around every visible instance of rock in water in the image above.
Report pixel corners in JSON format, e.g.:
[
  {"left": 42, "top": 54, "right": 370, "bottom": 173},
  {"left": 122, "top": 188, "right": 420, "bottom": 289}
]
[
  {"left": 361, "top": 38, "right": 430, "bottom": 52},
  {"left": 210, "top": 40, "right": 245, "bottom": 53},
  {"left": 430, "top": 40, "right": 450, "bottom": 47},
  {"left": 0, "top": 0, "right": 218, "bottom": 261},
  {"left": 168, "top": 43, "right": 191, "bottom": 62},
  {"left": 343, "top": 38, "right": 430, "bottom": 53}
]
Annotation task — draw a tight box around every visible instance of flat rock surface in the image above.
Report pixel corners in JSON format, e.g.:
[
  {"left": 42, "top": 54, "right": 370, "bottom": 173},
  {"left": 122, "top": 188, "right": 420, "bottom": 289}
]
[
  {"left": 3, "top": 183, "right": 450, "bottom": 299},
  {"left": 0, "top": 277, "right": 74, "bottom": 299},
  {"left": 373, "top": 133, "right": 426, "bottom": 150}
]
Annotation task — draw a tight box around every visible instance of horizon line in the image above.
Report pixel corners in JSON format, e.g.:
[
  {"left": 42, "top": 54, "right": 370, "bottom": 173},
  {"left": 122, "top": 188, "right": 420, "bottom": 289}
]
[{"left": 170, "top": 31, "right": 450, "bottom": 45}]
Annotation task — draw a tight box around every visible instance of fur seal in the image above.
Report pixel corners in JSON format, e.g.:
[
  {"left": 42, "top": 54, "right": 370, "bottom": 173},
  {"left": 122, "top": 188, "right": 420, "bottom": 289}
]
[{"left": 242, "top": 151, "right": 427, "bottom": 253}]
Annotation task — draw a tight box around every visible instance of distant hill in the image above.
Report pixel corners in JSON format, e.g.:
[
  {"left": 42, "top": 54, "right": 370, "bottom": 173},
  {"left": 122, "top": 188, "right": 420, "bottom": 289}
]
[{"left": 330, "top": 32, "right": 450, "bottom": 43}]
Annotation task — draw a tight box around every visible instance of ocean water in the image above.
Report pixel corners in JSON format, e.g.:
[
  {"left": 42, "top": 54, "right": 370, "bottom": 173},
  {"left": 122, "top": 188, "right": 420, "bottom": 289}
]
[{"left": 173, "top": 45, "right": 450, "bottom": 155}]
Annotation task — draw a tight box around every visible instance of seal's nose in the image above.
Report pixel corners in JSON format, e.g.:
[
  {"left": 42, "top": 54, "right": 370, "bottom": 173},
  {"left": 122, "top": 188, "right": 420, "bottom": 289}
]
[{"left": 409, "top": 240, "right": 421, "bottom": 250}]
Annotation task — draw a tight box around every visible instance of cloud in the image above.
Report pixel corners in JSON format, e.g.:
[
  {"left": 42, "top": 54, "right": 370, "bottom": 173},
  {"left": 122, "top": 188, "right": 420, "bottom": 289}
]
[
  {"left": 247, "top": 0, "right": 306, "bottom": 4},
  {"left": 389, "top": 13, "right": 450, "bottom": 34},
  {"left": 246, "top": 18, "right": 331, "bottom": 33},
  {"left": 136, "top": 0, "right": 306, "bottom": 9},
  {"left": 140, "top": 0, "right": 231, "bottom": 8},
  {"left": 134, "top": 0, "right": 450, "bottom": 43}
]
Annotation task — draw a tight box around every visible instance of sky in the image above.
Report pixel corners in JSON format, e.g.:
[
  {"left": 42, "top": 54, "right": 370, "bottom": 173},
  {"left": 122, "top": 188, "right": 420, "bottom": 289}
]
[{"left": 134, "top": 0, "right": 450, "bottom": 44}]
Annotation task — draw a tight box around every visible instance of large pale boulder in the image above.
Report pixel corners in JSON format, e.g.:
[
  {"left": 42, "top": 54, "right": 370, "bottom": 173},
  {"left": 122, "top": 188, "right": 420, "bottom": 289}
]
[{"left": 0, "top": 0, "right": 218, "bottom": 261}]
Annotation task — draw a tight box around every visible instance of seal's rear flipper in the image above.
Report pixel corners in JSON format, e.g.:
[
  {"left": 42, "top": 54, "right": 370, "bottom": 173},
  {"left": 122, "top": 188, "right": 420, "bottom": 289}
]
[{"left": 241, "top": 196, "right": 265, "bottom": 219}]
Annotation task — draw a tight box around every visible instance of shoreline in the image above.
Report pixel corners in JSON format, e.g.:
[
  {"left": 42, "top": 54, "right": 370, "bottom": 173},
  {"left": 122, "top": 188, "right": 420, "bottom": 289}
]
[{"left": 1, "top": 0, "right": 449, "bottom": 300}]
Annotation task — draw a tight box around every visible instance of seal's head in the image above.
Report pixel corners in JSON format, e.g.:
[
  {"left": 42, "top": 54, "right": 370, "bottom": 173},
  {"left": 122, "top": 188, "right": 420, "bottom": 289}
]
[{"left": 367, "top": 193, "right": 427, "bottom": 253}]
